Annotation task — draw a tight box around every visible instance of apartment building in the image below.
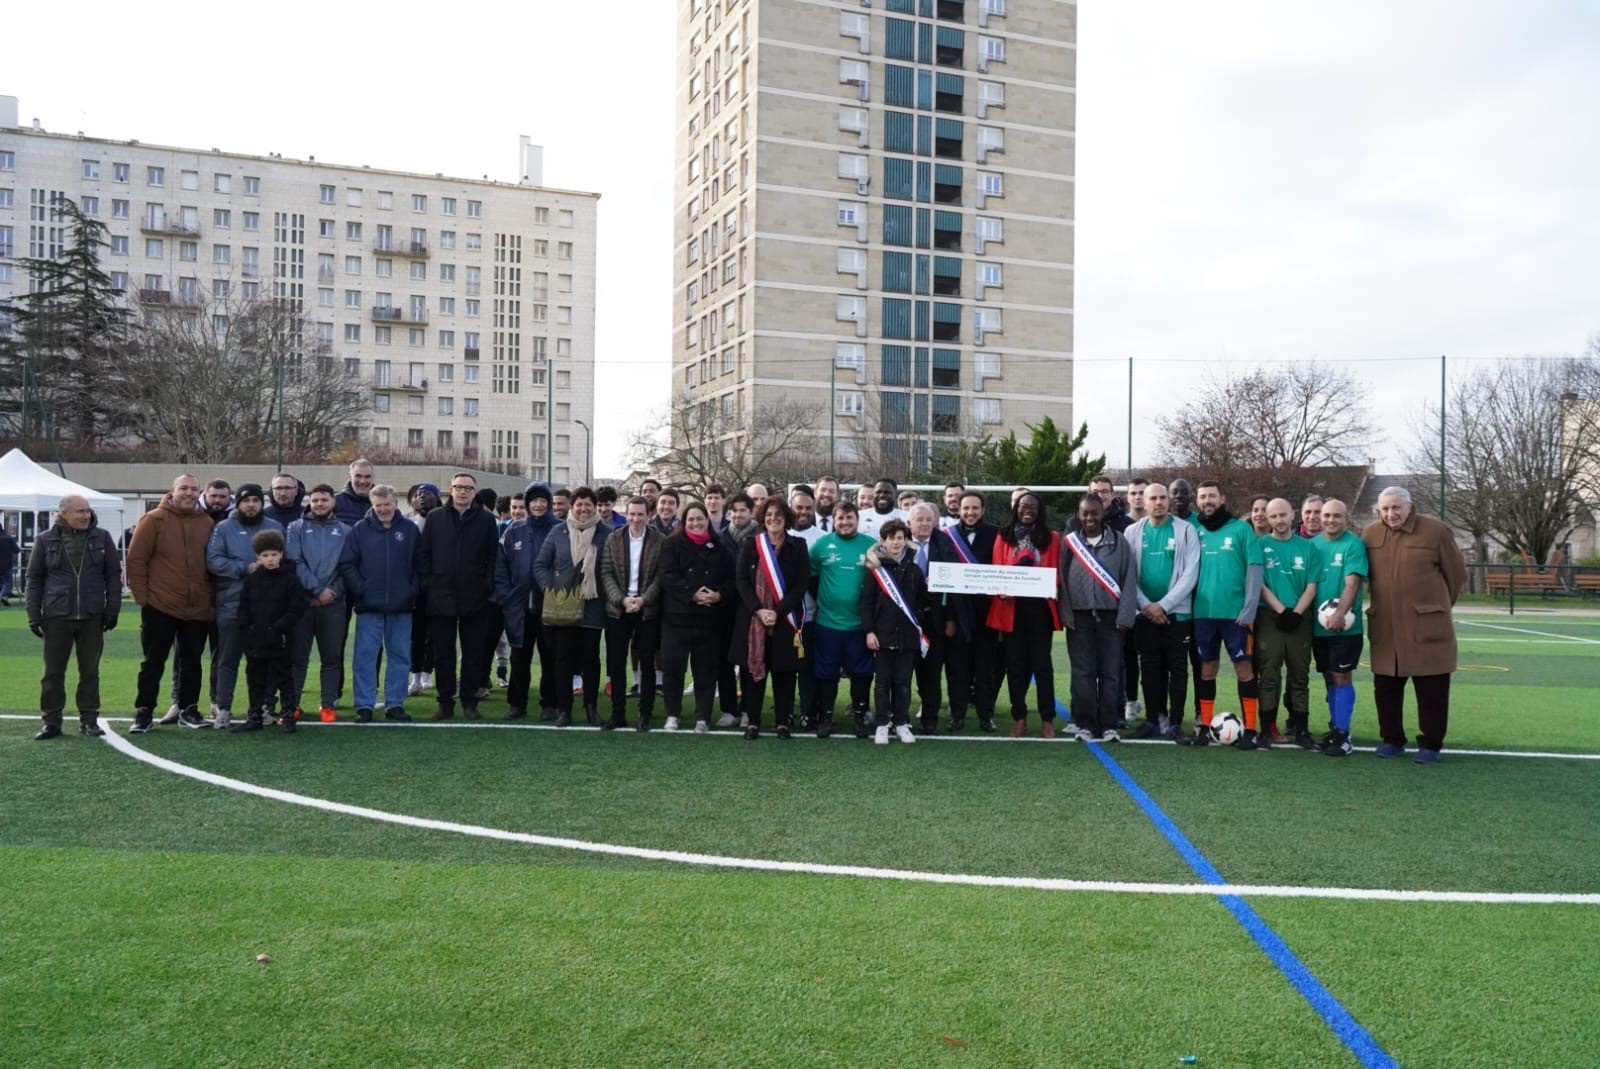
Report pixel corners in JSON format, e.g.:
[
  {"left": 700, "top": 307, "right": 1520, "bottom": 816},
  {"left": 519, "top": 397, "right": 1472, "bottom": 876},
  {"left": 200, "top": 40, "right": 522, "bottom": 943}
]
[
  {"left": 673, "top": 0, "right": 1074, "bottom": 471},
  {"left": 0, "top": 97, "right": 597, "bottom": 484}
]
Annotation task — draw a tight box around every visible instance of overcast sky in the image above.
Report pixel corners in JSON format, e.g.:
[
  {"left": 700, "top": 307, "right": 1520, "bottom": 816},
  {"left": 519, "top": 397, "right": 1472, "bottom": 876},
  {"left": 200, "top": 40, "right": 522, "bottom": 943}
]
[{"left": 8, "top": 0, "right": 1597, "bottom": 476}]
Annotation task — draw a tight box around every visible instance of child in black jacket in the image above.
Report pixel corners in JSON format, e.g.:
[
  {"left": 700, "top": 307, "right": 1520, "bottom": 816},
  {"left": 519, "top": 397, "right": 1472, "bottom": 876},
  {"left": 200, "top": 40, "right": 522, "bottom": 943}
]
[
  {"left": 859, "top": 520, "right": 932, "bottom": 744},
  {"left": 230, "top": 530, "right": 311, "bottom": 734}
]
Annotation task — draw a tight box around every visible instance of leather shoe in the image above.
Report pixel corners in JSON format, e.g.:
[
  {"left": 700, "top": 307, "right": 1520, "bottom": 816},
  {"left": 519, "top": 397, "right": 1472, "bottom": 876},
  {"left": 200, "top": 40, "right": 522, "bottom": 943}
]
[{"left": 1009, "top": 719, "right": 1027, "bottom": 738}]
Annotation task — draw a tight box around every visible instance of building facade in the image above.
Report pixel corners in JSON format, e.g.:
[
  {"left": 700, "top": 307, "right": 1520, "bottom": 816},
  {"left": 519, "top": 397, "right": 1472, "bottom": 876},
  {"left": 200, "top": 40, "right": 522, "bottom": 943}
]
[
  {"left": 673, "top": 0, "right": 1074, "bottom": 472},
  {"left": 0, "top": 98, "right": 597, "bottom": 485}
]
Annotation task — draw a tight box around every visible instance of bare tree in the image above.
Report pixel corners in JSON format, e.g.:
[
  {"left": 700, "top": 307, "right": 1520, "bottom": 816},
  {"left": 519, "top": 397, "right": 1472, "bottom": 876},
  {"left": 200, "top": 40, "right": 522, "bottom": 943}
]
[
  {"left": 108, "top": 296, "right": 367, "bottom": 464},
  {"left": 629, "top": 389, "right": 824, "bottom": 492},
  {"left": 1156, "top": 364, "right": 1372, "bottom": 472},
  {"left": 1407, "top": 355, "right": 1600, "bottom": 564}
]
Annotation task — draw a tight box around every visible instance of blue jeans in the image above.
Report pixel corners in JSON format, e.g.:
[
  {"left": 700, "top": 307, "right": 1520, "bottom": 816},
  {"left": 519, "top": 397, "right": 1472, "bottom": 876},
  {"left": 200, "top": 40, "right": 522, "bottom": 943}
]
[{"left": 352, "top": 612, "right": 412, "bottom": 711}]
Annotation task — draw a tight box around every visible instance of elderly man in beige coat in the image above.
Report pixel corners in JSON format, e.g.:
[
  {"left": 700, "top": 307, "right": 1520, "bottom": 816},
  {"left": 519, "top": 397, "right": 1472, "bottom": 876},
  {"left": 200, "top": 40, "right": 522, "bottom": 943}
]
[{"left": 1362, "top": 487, "right": 1468, "bottom": 764}]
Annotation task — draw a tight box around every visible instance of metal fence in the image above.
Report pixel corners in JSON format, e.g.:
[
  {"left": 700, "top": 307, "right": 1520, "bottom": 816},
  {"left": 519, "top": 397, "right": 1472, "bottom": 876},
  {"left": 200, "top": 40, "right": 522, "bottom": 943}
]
[{"left": 1466, "top": 563, "right": 1600, "bottom": 614}]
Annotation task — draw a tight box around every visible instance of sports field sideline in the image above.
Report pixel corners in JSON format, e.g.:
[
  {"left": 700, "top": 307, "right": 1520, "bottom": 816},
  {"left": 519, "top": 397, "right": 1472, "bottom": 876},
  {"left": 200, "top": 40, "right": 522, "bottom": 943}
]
[{"left": 2, "top": 609, "right": 1596, "bottom": 1067}]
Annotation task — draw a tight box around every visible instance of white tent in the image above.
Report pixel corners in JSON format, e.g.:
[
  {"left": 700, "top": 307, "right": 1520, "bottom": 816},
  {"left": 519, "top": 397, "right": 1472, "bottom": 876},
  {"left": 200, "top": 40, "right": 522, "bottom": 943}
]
[{"left": 0, "top": 448, "right": 129, "bottom": 542}]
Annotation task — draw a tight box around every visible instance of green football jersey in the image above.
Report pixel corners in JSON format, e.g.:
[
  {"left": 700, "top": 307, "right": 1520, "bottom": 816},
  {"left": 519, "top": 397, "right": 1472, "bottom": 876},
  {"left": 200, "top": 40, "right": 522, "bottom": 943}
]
[
  {"left": 810, "top": 531, "right": 871, "bottom": 631},
  {"left": 1193, "top": 516, "right": 1263, "bottom": 619},
  {"left": 1137, "top": 516, "right": 1189, "bottom": 622},
  {"left": 1311, "top": 530, "right": 1368, "bottom": 636},
  {"left": 1259, "top": 533, "right": 1315, "bottom": 611}
]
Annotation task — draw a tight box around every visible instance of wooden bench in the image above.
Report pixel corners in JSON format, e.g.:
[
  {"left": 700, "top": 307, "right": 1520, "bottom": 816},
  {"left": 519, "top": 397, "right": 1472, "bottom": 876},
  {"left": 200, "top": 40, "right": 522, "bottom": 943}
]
[
  {"left": 1485, "top": 571, "right": 1562, "bottom": 597},
  {"left": 1571, "top": 573, "right": 1600, "bottom": 599}
]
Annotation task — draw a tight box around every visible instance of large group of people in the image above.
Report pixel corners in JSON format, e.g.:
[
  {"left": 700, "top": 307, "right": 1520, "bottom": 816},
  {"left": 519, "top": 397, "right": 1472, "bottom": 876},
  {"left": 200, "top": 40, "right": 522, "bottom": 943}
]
[{"left": 25, "top": 460, "right": 1468, "bottom": 762}]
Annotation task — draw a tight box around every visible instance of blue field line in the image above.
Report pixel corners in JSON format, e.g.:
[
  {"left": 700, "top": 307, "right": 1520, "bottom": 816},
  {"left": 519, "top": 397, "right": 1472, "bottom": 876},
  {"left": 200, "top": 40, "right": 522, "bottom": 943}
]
[{"left": 1070, "top": 713, "right": 1399, "bottom": 1067}]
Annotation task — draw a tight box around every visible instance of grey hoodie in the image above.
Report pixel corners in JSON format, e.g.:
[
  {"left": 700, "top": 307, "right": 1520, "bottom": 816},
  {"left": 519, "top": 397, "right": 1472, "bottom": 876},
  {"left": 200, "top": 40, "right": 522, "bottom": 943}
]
[{"left": 1059, "top": 525, "right": 1139, "bottom": 629}]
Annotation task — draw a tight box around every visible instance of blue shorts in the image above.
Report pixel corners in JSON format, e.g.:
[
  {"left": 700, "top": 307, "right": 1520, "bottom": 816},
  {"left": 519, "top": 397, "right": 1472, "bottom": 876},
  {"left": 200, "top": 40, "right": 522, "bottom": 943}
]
[
  {"left": 812, "top": 624, "right": 873, "bottom": 679},
  {"left": 1193, "top": 619, "right": 1252, "bottom": 664}
]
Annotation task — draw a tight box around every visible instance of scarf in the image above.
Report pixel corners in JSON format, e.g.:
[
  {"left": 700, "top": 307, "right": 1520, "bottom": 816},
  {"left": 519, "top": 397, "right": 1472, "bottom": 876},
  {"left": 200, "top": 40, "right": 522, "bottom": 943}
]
[
  {"left": 566, "top": 514, "right": 601, "bottom": 600},
  {"left": 1198, "top": 506, "right": 1234, "bottom": 532},
  {"left": 728, "top": 519, "right": 758, "bottom": 543},
  {"left": 746, "top": 538, "right": 783, "bottom": 683},
  {"left": 685, "top": 526, "right": 712, "bottom": 546}
]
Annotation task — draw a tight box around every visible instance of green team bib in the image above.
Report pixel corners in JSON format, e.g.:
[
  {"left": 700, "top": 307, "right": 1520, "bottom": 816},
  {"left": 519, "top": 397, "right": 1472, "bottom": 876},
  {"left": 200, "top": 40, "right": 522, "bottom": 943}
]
[
  {"left": 1138, "top": 518, "right": 1188, "bottom": 622},
  {"left": 1193, "top": 517, "right": 1263, "bottom": 619},
  {"left": 1311, "top": 530, "right": 1368, "bottom": 636},
  {"left": 810, "top": 532, "right": 869, "bottom": 631},
  {"left": 1260, "top": 533, "right": 1314, "bottom": 611}
]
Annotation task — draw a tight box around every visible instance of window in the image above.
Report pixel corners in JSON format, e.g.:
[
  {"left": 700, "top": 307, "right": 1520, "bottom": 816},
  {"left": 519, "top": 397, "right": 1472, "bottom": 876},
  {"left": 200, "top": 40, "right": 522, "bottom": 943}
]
[
  {"left": 346, "top": 221, "right": 364, "bottom": 241},
  {"left": 835, "top": 342, "right": 866, "bottom": 383},
  {"left": 933, "top": 302, "right": 962, "bottom": 342},
  {"left": 838, "top": 154, "right": 869, "bottom": 189},
  {"left": 558, "top": 209, "right": 574, "bottom": 227},
  {"left": 974, "top": 308, "right": 1003, "bottom": 341},
  {"left": 107, "top": 271, "right": 126, "bottom": 290},
  {"left": 373, "top": 190, "right": 391, "bottom": 210},
  {"left": 980, "top": 172, "right": 1004, "bottom": 205},
  {"left": 838, "top": 247, "right": 867, "bottom": 288},
  {"left": 213, "top": 173, "right": 231, "bottom": 194},
  {"left": 145, "top": 238, "right": 164, "bottom": 258},
  {"left": 976, "top": 216, "right": 1003, "bottom": 251},
  {"left": 147, "top": 166, "right": 165, "bottom": 186},
  {"left": 979, "top": 261, "right": 1003, "bottom": 293},
  {"left": 374, "top": 394, "right": 390, "bottom": 413},
  {"left": 466, "top": 200, "right": 482, "bottom": 218},
  {"left": 244, "top": 176, "right": 260, "bottom": 195},
  {"left": 79, "top": 194, "right": 97, "bottom": 214},
  {"left": 932, "top": 394, "right": 961, "bottom": 433},
  {"left": 464, "top": 398, "right": 479, "bottom": 416},
  {"left": 112, "top": 162, "right": 128, "bottom": 182},
  {"left": 179, "top": 241, "right": 197, "bottom": 262},
  {"left": 465, "top": 299, "right": 480, "bottom": 316},
  {"left": 439, "top": 296, "right": 455, "bottom": 315},
  {"left": 218, "top": 279, "right": 235, "bottom": 298},
  {"left": 317, "top": 287, "right": 333, "bottom": 306},
  {"left": 347, "top": 188, "right": 363, "bottom": 207},
  {"left": 464, "top": 365, "right": 479, "bottom": 384},
  {"left": 557, "top": 241, "right": 573, "bottom": 259},
  {"left": 376, "top": 259, "right": 393, "bottom": 278},
  {"left": 466, "top": 233, "right": 482, "bottom": 250},
  {"left": 82, "top": 159, "right": 100, "bottom": 179},
  {"left": 318, "top": 218, "right": 334, "bottom": 238},
  {"left": 345, "top": 290, "right": 362, "bottom": 309},
  {"left": 345, "top": 255, "right": 362, "bottom": 275},
  {"left": 438, "top": 397, "right": 454, "bottom": 416},
  {"left": 180, "top": 170, "right": 199, "bottom": 191},
  {"left": 978, "top": 80, "right": 1006, "bottom": 118},
  {"left": 412, "top": 194, "right": 427, "bottom": 212},
  {"left": 112, "top": 199, "right": 129, "bottom": 219},
  {"left": 111, "top": 235, "right": 129, "bottom": 255},
  {"left": 345, "top": 324, "right": 362, "bottom": 342},
  {"left": 978, "top": 126, "right": 1005, "bottom": 162},
  {"left": 410, "top": 261, "right": 426, "bottom": 281},
  {"left": 980, "top": 35, "right": 1005, "bottom": 68},
  {"left": 442, "top": 197, "right": 456, "bottom": 216},
  {"left": 974, "top": 397, "right": 1001, "bottom": 424},
  {"left": 319, "top": 184, "right": 336, "bottom": 204},
  {"left": 440, "top": 230, "right": 456, "bottom": 250}
]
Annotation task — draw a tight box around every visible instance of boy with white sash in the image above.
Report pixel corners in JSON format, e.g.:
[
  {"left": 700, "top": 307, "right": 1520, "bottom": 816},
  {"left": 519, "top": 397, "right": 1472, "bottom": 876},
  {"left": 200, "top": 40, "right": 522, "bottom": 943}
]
[{"left": 1060, "top": 495, "right": 1140, "bottom": 741}]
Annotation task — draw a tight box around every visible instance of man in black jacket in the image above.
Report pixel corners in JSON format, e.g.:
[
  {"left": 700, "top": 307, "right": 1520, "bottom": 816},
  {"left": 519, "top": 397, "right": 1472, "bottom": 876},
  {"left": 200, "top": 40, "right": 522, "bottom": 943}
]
[
  {"left": 419, "top": 472, "right": 500, "bottom": 720},
  {"left": 27, "top": 496, "right": 123, "bottom": 739}
]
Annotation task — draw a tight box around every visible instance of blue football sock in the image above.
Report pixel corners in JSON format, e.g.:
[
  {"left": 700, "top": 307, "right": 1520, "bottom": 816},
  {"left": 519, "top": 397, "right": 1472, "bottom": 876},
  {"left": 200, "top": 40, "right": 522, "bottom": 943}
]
[{"left": 1331, "top": 684, "right": 1356, "bottom": 732}]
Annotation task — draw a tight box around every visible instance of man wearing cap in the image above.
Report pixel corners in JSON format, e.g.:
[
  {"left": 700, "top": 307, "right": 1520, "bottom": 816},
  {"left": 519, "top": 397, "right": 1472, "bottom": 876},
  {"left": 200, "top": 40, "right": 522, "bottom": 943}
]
[{"left": 205, "top": 484, "right": 285, "bottom": 729}]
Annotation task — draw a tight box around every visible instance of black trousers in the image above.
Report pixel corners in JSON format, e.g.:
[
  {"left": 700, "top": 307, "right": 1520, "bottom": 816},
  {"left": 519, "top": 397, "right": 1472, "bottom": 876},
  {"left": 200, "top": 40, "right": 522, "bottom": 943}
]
[
  {"left": 246, "top": 655, "right": 296, "bottom": 718},
  {"left": 429, "top": 610, "right": 492, "bottom": 708},
  {"left": 714, "top": 612, "right": 739, "bottom": 716},
  {"left": 1123, "top": 628, "right": 1140, "bottom": 703},
  {"left": 814, "top": 675, "right": 873, "bottom": 720},
  {"left": 137, "top": 606, "right": 209, "bottom": 712},
  {"left": 1374, "top": 673, "right": 1452, "bottom": 752},
  {"left": 548, "top": 625, "right": 602, "bottom": 715},
  {"left": 1135, "top": 617, "right": 1192, "bottom": 726},
  {"left": 945, "top": 625, "right": 999, "bottom": 721},
  {"left": 874, "top": 648, "right": 915, "bottom": 727},
  {"left": 1003, "top": 602, "right": 1057, "bottom": 722},
  {"left": 661, "top": 622, "right": 720, "bottom": 723},
  {"left": 410, "top": 606, "right": 434, "bottom": 672},
  {"left": 605, "top": 613, "right": 659, "bottom": 717},
  {"left": 506, "top": 617, "right": 550, "bottom": 714},
  {"left": 913, "top": 631, "right": 945, "bottom": 726},
  {"left": 743, "top": 668, "right": 798, "bottom": 729},
  {"left": 796, "top": 621, "right": 817, "bottom": 722},
  {"left": 1067, "top": 611, "right": 1124, "bottom": 734},
  {"left": 40, "top": 618, "right": 106, "bottom": 725}
]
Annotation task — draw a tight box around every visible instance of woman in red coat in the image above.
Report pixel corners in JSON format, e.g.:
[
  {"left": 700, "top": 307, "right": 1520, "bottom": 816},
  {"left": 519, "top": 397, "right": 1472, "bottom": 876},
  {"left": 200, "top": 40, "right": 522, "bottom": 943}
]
[{"left": 986, "top": 492, "right": 1062, "bottom": 738}]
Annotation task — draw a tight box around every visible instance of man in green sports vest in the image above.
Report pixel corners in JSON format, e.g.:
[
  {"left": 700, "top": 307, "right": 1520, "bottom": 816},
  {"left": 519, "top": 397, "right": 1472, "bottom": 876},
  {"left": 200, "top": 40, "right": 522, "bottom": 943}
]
[
  {"left": 1178, "top": 481, "right": 1265, "bottom": 749},
  {"left": 1254, "top": 498, "right": 1318, "bottom": 748}
]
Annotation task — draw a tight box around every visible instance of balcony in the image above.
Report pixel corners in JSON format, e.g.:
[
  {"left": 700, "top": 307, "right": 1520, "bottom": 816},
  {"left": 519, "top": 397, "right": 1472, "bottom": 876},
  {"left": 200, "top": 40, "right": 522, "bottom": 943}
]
[
  {"left": 396, "top": 376, "right": 429, "bottom": 392},
  {"left": 464, "top": 281, "right": 481, "bottom": 296},
  {"left": 371, "top": 306, "right": 428, "bottom": 324},
  {"left": 373, "top": 238, "right": 430, "bottom": 259},
  {"left": 370, "top": 376, "right": 428, "bottom": 392},
  {"left": 138, "top": 288, "right": 171, "bottom": 304},
  {"left": 463, "top": 346, "right": 480, "bottom": 360},
  {"left": 317, "top": 266, "right": 335, "bottom": 282},
  {"left": 241, "top": 264, "right": 260, "bottom": 279},
  {"left": 139, "top": 215, "right": 201, "bottom": 237}
]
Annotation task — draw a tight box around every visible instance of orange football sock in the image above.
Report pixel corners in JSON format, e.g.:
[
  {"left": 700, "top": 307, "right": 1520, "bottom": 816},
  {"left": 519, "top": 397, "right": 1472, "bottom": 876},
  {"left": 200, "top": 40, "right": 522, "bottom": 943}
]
[
  {"left": 1242, "top": 697, "right": 1258, "bottom": 731},
  {"left": 1199, "top": 699, "right": 1215, "bottom": 726}
]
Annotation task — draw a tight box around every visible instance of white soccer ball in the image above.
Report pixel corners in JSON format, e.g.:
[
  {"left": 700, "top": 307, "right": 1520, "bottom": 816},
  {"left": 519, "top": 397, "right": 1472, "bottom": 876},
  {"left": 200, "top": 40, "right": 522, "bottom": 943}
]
[
  {"left": 1317, "top": 599, "right": 1355, "bottom": 631},
  {"left": 1212, "top": 712, "right": 1243, "bottom": 745}
]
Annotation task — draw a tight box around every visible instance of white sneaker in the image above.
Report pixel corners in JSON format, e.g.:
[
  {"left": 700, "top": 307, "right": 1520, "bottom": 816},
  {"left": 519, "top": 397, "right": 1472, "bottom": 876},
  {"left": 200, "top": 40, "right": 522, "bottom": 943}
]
[
  {"left": 874, "top": 725, "right": 891, "bottom": 745},
  {"left": 663, "top": 716, "right": 680, "bottom": 732},
  {"left": 1102, "top": 728, "right": 1121, "bottom": 743},
  {"left": 420, "top": 672, "right": 433, "bottom": 690},
  {"left": 213, "top": 709, "right": 231, "bottom": 731},
  {"left": 895, "top": 724, "right": 916, "bottom": 744},
  {"left": 739, "top": 713, "right": 749, "bottom": 728},
  {"left": 716, "top": 713, "right": 738, "bottom": 728},
  {"left": 694, "top": 720, "right": 709, "bottom": 734},
  {"left": 1124, "top": 699, "right": 1141, "bottom": 720},
  {"left": 407, "top": 674, "right": 423, "bottom": 696},
  {"left": 158, "top": 703, "right": 182, "bottom": 725},
  {"left": 1076, "top": 726, "right": 1095, "bottom": 742}
]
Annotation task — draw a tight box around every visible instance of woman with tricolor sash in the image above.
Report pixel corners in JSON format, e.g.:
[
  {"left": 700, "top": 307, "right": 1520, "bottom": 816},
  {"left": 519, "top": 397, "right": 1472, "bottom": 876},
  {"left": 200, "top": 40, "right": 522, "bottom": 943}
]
[
  {"left": 729, "top": 498, "right": 811, "bottom": 740},
  {"left": 985, "top": 492, "right": 1064, "bottom": 738}
]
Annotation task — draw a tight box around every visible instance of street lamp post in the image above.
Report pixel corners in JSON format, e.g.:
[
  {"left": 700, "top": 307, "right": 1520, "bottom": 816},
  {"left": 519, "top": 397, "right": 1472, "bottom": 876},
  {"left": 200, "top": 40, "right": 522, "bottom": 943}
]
[{"left": 574, "top": 418, "right": 592, "bottom": 487}]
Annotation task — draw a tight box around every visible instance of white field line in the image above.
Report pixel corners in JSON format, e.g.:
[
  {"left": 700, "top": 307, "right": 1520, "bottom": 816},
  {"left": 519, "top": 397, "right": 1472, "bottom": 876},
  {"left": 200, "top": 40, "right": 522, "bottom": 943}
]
[
  {"left": 5, "top": 714, "right": 1597, "bottom": 760},
  {"left": 90, "top": 726, "right": 1600, "bottom": 906},
  {"left": 1458, "top": 619, "right": 1600, "bottom": 645}
]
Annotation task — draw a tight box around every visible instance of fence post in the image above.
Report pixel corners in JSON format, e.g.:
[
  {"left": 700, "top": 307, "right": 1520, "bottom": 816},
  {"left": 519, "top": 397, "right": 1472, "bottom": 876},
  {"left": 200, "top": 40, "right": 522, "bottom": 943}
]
[{"left": 1507, "top": 564, "right": 1516, "bottom": 617}]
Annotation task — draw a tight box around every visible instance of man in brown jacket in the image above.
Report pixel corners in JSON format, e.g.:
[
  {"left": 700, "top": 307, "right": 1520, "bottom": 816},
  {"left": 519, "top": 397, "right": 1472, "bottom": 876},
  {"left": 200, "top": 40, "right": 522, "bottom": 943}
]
[
  {"left": 1362, "top": 486, "right": 1468, "bottom": 764},
  {"left": 126, "top": 474, "right": 217, "bottom": 733}
]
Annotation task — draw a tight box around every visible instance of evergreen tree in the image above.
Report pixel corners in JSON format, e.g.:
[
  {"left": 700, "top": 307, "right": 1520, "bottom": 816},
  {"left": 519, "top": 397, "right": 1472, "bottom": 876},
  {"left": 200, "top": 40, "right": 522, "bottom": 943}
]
[
  {"left": 0, "top": 196, "right": 133, "bottom": 446},
  {"left": 987, "top": 416, "right": 1105, "bottom": 520}
]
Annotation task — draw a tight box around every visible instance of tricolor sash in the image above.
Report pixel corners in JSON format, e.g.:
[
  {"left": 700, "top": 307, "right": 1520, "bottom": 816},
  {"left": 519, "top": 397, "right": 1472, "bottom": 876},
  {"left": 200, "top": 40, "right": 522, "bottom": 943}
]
[
  {"left": 942, "top": 525, "right": 979, "bottom": 564},
  {"left": 1065, "top": 530, "right": 1121, "bottom": 600},
  {"left": 755, "top": 534, "right": 804, "bottom": 637},
  {"left": 871, "top": 563, "right": 931, "bottom": 657}
]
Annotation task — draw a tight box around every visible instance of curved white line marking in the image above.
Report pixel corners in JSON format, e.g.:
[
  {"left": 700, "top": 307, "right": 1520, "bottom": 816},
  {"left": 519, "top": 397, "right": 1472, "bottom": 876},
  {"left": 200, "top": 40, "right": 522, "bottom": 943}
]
[{"left": 97, "top": 727, "right": 1600, "bottom": 906}]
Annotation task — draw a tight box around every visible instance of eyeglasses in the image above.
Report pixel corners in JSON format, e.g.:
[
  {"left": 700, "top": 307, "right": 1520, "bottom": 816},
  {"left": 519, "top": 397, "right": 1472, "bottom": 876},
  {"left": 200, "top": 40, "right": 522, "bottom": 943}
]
[{"left": 451, "top": 484, "right": 476, "bottom": 492}]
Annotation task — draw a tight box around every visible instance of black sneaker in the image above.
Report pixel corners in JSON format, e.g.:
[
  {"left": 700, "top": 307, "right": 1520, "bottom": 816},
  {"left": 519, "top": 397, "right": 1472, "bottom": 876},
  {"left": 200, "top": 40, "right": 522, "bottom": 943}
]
[
  {"left": 1177, "top": 725, "right": 1213, "bottom": 746},
  {"left": 852, "top": 709, "right": 871, "bottom": 740},
  {"left": 34, "top": 724, "right": 63, "bottom": 740},
  {"left": 978, "top": 717, "right": 997, "bottom": 734},
  {"left": 79, "top": 721, "right": 105, "bottom": 737},
  {"left": 602, "top": 714, "right": 624, "bottom": 732},
  {"left": 1294, "top": 729, "right": 1319, "bottom": 750},
  {"left": 920, "top": 717, "right": 939, "bottom": 735},
  {"left": 946, "top": 716, "right": 966, "bottom": 733},
  {"left": 355, "top": 708, "right": 374, "bottom": 724},
  {"left": 229, "top": 717, "right": 264, "bottom": 734},
  {"left": 636, "top": 717, "right": 652, "bottom": 733},
  {"left": 817, "top": 716, "right": 834, "bottom": 739},
  {"left": 384, "top": 706, "right": 413, "bottom": 722},
  {"left": 1321, "top": 730, "right": 1351, "bottom": 757},
  {"left": 554, "top": 711, "right": 571, "bottom": 728},
  {"left": 281, "top": 714, "right": 297, "bottom": 734},
  {"left": 129, "top": 709, "right": 154, "bottom": 734},
  {"left": 798, "top": 715, "right": 816, "bottom": 732},
  {"left": 775, "top": 724, "right": 792, "bottom": 741},
  {"left": 1230, "top": 729, "right": 1259, "bottom": 751},
  {"left": 178, "top": 708, "right": 208, "bottom": 730},
  {"left": 504, "top": 707, "right": 528, "bottom": 720},
  {"left": 496, "top": 666, "right": 509, "bottom": 685},
  {"left": 1128, "top": 719, "right": 1161, "bottom": 740},
  {"left": 743, "top": 724, "right": 760, "bottom": 740}
]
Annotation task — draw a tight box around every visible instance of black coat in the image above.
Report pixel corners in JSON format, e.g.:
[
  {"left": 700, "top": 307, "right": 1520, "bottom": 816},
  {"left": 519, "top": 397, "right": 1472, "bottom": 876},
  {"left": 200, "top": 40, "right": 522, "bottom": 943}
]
[
  {"left": 657, "top": 530, "right": 735, "bottom": 629},
  {"left": 929, "top": 522, "right": 999, "bottom": 642},
  {"left": 860, "top": 547, "right": 933, "bottom": 652},
  {"left": 238, "top": 565, "right": 310, "bottom": 660},
  {"left": 729, "top": 534, "right": 810, "bottom": 673},
  {"left": 419, "top": 503, "right": 500, "bottom": 617},
  {"left": 25, "top": 521, "right": 122, "bottom": 624}
]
